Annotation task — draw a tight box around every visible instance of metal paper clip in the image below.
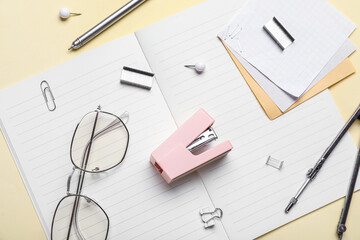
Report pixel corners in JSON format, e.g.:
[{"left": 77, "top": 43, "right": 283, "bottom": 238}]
[
  {"left": 40, "top": 80, "right": 56, "bottom": 111},
  {"left": 229, "top": 24, "right": 242, "bottom": 39},
  {"left": 266, "top": 156, "right": 283, "bottom": 170},
  {"left": 199, "top": 207, "right": 223, "bottom": 229}
]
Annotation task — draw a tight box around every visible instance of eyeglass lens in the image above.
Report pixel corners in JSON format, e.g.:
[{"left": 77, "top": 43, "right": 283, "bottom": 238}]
[
  {"left": 51, "top": 195, "right": 109, "bottom": 240},
  {"left": 70, "top": 111, "right": 129, "bottom": 173}
]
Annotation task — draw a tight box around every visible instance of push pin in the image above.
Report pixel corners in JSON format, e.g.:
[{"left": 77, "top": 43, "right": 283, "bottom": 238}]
[
  {"left": 59, "top": 8, "right": 81, "bottom": 19},
  {"left": 184, "top": 62, "right": 206, "bottom": 73}
]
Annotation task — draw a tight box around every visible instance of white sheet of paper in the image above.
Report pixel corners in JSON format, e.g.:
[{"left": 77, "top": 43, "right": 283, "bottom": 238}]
[
  {"left": 223, "top": 39, "right": 356, "bottom": 112},
  {"left": 218, "top": 0, "right": 356, "bottom": 97},
  {"left": 0, "top": 34, "right": 227, "bottom": 240},
  {"left": 136, "top": 0, "right": 358, "bottom": 239}
]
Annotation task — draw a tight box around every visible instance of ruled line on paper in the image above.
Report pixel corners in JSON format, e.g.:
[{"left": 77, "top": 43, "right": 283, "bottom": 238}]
[
  {"left": 172, "top": 58, "right": 234, "bottom": 88},
  {"left": 38, "top": 127, "right": 171, "bottom": 195},
  {"left": 110, "top": 187, "right": 196, "bottom": 233},
  {"left": 214, "top": 134, "right": 335, "bottom": 192},
  {"left": 174, "top": 69, "right": 238, "bottom": 97},
  {"left": 150, "top": 8, "right": 237, "bottom": 48},
  {"left": 235, "top": 159, "right": 355, "bottom": 231},
  {"left": 113, "top": 198, "right": 198, "bottom": 236},
  {"left": 165, "top": 48, "right": 224, "bottom": 82},
  {"left": 6, "top": 54, "right": 134, "bottom": 114},
  {"left": 155, "top": 21, "right": 227, "bottom": 56},
  {"left": 26, "top": 107, "right": 162, "bottom": 160},
  {"left": 23, "top": 99, "right": 158, "bottom": 154},
  {"left": 8, "top": 67, "right": 121, "bottom": 122},
  {"left": 164, "top": 49, "right": 226, "bottom": 79},
  {"left": 22, "top": 99, "right": 156, "bottom": 149},
  {"left": 225, "top": 148, "right": 347, "bottom": 210},
  {"left": 213, "top": 114, "right": 333, "bottom": 181},
  {"left": 229, "top": 149, "right": 348, "bottom": 217},
  {"left": 11, "top": 65, "right": 137, "bottom": 129},
  {"left": 211, "top": 125, "right": 335, "bottom": 190},
  {"left": 206, "top": 108, "right": 329, "bottom": 176},
  {"left": 150, "top": 218, "right": 199, "bottom": 240}
]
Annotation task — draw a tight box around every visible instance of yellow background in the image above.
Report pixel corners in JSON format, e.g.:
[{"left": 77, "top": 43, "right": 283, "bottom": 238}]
[{"left": 0, "top": 0, "right": 359, "bottom": 239}]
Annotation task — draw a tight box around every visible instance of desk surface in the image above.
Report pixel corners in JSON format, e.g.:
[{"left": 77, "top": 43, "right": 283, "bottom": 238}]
[{"left": 0, "top": 0, "right": 359, "bottom": 239}]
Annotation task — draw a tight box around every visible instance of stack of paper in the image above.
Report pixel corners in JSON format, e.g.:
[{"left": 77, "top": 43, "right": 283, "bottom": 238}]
[{"left": 218, "top": 0, "right": 357, "bottom": 119}]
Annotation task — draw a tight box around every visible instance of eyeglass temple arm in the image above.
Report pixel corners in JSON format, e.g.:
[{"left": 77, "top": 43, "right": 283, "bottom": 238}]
[
  {"left": 66, "top": 167, "right": 76, "bottom": 195},
  {"left": 79, "top": 111, "right": 129, "bottom": 171},
  {"left": 64, "top": 111, "right": 129, "bottom": 239},
  {"left": 67, "top": 118, "right": 125, "bottom": 191},
  {"left": 73, "top": 202, "right": 86, "bottom": 240},
  {"left": 67, "top": 111, "right": 129, "bottom": 194}
]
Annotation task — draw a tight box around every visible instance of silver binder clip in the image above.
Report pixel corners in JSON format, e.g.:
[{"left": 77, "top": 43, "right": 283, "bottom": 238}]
[
  {"left": 263, "top": 17, "right": 294, "bottom": 50},
  {"left": 40, "top": 80, "right": 56, "bottom": 111},
  {"left": 199, "top": 207, "right": 223, "bottom": 229},
  {"left": 120, "top": 66, "right": 154, "bottom": 90},
  {"left": 266, "top": 156, "right": 283, "bottom": 170}
]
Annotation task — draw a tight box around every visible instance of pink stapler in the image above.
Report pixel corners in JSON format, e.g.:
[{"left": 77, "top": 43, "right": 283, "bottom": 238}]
[{"left": 150, "top": 109, "right": 233, "bottom": 183}]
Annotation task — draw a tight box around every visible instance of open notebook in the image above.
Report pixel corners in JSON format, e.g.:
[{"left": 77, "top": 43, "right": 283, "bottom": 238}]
[{"left": 0, "top": 0, "right": 358, "bottom": 239}]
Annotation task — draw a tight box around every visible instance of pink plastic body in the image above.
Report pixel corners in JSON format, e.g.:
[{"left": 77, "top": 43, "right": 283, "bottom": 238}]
[{"left": 150, "top": 109, "right": 233, "bottom": 183}]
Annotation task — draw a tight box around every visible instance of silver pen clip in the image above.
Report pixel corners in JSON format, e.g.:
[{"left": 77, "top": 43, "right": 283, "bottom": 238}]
[{"left": 40, "top": 80, "right": 56, "bottom": 111}]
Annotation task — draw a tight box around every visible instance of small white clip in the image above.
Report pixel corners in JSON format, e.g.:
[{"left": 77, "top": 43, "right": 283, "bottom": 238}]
[
  {"left": 199, "top": 207, "right": 223, "bottom": 229},
  {"left": 266, "top": 156, "right": 283, "bottom": 170},
  {"left": 40, "top": 80, "right": 56, "bottom": 112}
]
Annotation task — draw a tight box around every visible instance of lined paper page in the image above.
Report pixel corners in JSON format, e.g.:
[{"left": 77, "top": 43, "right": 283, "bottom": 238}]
[
  {"left": 136, "top": 0, "right": 358, "bottom": 239},
  {"left": 0, "top": 34, "right": 227, "bottom": 240}
]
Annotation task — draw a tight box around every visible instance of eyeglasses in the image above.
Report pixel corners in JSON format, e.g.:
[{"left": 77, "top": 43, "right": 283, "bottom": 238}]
[{"left": 51, "top": 106, "right": 129, "bottom": 240}]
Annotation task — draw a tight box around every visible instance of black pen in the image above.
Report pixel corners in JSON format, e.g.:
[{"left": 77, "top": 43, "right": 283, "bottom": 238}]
[
  {"left": 285, "top": 104, "right": 360, "bottom": 214},
  {"left": 336, "top": 142, "right": 360, "bottom": 240}
]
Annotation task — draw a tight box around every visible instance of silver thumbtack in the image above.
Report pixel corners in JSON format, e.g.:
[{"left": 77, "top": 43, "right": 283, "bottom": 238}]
[
  {"left": 59, "top": 8, "right": 82, "bottom": 19},
  {"left": 184, "top": 62, "right": 206, "bottom": 73},
  {"left": 199, "top": 207, "right": 223, "bottom": 228}
]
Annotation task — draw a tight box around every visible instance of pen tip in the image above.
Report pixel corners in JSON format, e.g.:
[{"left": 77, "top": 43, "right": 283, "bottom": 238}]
[
  {"left": 68, "top": 46, "right": 73, "bottom": 51},
  {"left": 285, "top": 202, "right": 294, "bottom": 214},
  {"left": 285, "top": 197, "right": 297, "bottom": 214}
]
